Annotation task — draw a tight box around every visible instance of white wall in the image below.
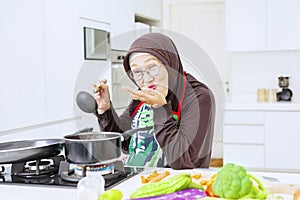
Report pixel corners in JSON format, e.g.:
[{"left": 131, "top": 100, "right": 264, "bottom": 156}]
[{"left": 230, "top": 51, "right": 300, "bottom": 103}]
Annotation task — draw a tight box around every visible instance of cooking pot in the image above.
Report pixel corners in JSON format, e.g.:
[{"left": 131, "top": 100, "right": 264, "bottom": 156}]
[
  {"left": 63, "top": 126, "right": 152, "bottom": 164},
  {"left": 69, "top": 91, "right": 152, "bottom": 164}
]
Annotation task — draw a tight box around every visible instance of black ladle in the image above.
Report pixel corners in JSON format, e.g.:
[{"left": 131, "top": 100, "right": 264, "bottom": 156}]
[{"left": 76, "top": 91, "right": 97, "bottom": 114}]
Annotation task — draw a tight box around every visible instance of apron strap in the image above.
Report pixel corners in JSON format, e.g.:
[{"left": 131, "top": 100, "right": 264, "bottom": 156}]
[
  {"left": 172, "top": 72, "right": 187, "bottom": 122},
  {"left": 130, "top": 101, "right": 144, "bottom": 118}
]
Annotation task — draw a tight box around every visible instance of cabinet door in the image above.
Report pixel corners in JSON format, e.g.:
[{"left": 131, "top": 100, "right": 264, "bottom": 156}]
[
  {"left": 110, "top": 0, "right": 135, "bottom": 50},
  {"left": 0, "top": 0, "right": 46, "bottom": 131},
  {"left": 44, "top": 0, "right": 81, "bottom": 121},
  {"left": 224, "top": 144, "right": 265, "bottom": 168},
  {"left": 223, "top": 111, "right": 265, "bottom": 168},
  {"left": 223, "top": 125, "right": 265, "bottom": 144},
  {"left": 265, "top": 112, "right": 300, "bottom": 169},
  {"left": 226, "top": 0, "right": 266, "bottom": 51},
  {"left": 267, "top": 0, "right": 300, "bottom": 50}
]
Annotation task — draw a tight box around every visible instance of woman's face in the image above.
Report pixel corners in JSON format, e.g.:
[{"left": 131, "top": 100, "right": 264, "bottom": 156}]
[{"left": 129, "top": 54, "right": 169, "bottom": 97}]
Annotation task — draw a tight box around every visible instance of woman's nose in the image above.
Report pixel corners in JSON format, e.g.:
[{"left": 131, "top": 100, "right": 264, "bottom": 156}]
[{"left": 143, "top": 71, "right": 154, "bottom": 83}]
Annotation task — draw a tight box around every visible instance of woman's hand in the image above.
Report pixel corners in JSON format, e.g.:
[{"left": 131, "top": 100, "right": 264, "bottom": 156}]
[
  {"left": 94, "top": 79, "right": 111, "bottom": 114},
  {"left": 123, "top": 86, "right": 167, "bottom": 108}
]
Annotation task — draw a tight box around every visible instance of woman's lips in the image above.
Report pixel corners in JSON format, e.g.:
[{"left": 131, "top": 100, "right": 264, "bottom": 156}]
[{"left": 147, "top": 85, "right": 157, "bottom": 90}]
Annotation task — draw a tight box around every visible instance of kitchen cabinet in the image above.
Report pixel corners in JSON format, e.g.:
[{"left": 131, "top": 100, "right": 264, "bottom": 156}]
[
  {"left": 78, "top": 0, "right": 111, "bottom": 24},
  {"left": 44, "top": 0, "right": 81, "bottom": 122},
  {"left": 223, "top": 111, "right": 265, "bottom": 168},
  {"left": 0, "top": 0, "right": 47, "bottom": 131},
  {"left": 226, "top": 0, "right": 300, "bottom": 51},
  {"left": 226, "top": 0, "right": 266, "bottom": 51},
  {"left": 265, "top": 112, "right": 300, "bottom": 170},
  {"left": 266, "top": 0, "right": 300, "bottom": 51},
  {"left": 110, "top": 0, "right": 135, "bottom": 51},
  {"left": 224, "top": 106, "right": 300, "bottom": 170},
  {"left": 0, "top": 0, "right": 81, "bottom": 133}
]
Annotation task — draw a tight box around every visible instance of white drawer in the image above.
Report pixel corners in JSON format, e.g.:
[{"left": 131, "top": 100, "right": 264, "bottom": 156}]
[
  {"left": 223, "top": 125, "right": 264, "bottom": 144},
  {"left": 225, "top": 111, "right": 265, "bottom": 125},
  {"left": 223, "top": 144, "right": 265, "bottom": 168}
]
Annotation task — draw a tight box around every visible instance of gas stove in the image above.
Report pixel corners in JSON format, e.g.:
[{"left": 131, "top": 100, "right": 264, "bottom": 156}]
[{"left": 0, "top": 155, "right": 143, "bottom": 189}]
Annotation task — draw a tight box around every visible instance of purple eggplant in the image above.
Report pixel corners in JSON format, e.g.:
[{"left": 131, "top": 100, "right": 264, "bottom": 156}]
[{"left": 129, "top": 189, "right": 207, "bottom": 200}]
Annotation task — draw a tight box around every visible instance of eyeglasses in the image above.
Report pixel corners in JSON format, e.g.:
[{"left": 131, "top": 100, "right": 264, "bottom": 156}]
[{"left": 128, "top": 64, "right": 163, "bottom": 81}]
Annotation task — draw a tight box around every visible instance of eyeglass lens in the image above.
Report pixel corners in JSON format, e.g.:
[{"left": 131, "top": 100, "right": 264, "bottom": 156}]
[{"left": 130, "top": 64, "right": 161, "bottom": 81}]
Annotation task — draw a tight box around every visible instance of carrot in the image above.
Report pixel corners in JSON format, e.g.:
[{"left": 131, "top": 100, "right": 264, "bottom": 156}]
[
  {"left": 141, "top": 176, "right": 148, "bottom": 184},
  {"left": 200, "top": 180, "right": 207, "bottom": 186},
  {"left": 141, "top": 170, "right": 159, "bottom": 183},
  {"left": 190, "top": 173, "right": 202, "bottom": 179},
  {"left": 148, "top": 171, "right": 171, "bottom": 183}
]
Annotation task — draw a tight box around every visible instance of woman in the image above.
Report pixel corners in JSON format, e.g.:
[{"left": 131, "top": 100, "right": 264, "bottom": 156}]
[{"left": 94, "top": 33, "right": 215, "bottom": 169}]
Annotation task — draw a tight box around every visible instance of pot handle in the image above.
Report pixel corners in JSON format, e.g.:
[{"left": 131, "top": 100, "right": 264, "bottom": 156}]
[
  {"left": 73, "top": 127, "right": 94, "bottom": 135},
  {"left": 122, "top": 126, "right": 153, "bottom": 141}
]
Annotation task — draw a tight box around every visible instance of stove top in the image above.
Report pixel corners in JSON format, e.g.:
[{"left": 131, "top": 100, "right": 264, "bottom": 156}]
[{"left": 0, "top": 156, "right": 143, "bottom": 190}]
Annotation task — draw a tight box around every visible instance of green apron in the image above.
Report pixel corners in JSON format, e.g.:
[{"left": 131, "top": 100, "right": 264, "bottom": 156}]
[{"left": 125, "top": 74, "right": 187, "bottom": 167}]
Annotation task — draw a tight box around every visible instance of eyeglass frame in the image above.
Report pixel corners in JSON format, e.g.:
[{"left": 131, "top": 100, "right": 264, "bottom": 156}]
[{"left": 128, "top": 64, "right": 164, "bottom": 81}]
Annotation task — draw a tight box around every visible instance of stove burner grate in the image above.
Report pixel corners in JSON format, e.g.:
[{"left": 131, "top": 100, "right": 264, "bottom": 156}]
[
  {"left": 12, "top": 155, "right": 64, "bottom": 179},
  {"left": 28, "top": 160, "right": 51, "bottom": 171},
  {"left": 14, "top": 167, "right": 57, "bottom": 178}
]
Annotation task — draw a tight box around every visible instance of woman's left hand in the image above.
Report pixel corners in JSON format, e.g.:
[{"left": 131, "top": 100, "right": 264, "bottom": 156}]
[{"left": 123, "top": 86, "right": 167, "bottom": 108}]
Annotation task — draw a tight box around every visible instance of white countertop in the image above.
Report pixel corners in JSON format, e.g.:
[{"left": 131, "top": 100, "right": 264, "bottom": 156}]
[
  {"left": 225, "top": 102, "right": 300, "bottom": 111},
  {"left": 1, "top": 167, "right": 300, "bottom": 200},
  {"left": 0, "top": 184, "right": 77, "bottom": 200}
]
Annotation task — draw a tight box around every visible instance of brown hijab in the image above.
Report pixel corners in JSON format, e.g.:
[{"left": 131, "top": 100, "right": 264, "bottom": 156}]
[{"left": 123, "top": 33, "right": 185, "bottom": 113}]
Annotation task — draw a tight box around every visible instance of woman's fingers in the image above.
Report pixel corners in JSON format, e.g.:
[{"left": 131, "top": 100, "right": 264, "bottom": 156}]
[
  {"left": 123, "top": 86, "right": 148, "bottom": 101},
  {"left": 142, "top": 88, "right": 162, "bottom": 97},
  {"left": 123, "top": 86, "right": 166, "bottom": 106},
  {"left": 122, "top": 86, "right": 137, "bottom": 96},
  {"left": 94, "top": 79, "right": 108, "bottom": 93},
  {"left": 93, "top": 80, "right": 111, "bottom": 114}
]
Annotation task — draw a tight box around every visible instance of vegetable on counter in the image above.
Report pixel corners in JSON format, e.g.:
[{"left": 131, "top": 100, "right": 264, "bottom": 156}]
[
  {"left": 130, "top": 173, "right": 204, "bottom": 199},
  {"left": 98, "top": 189, "right": 122, "bottom": 200},
  {"left": 190, "top": 173, "right": 202, "bottom": 180},
  {"left": 213, "top": 163, "right": 268, "bottom": 199},
  {"left": 130, "top": 189, "right": 207, "bottom": 200},
  {"left": 141, "top": 170, "right": 171, "bottom": 184},
  {"left": 200, "top": 176, "right": 219, "bottom": 198}
]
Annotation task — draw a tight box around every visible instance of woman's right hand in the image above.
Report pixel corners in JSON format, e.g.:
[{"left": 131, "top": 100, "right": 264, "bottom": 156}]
[{"left": 93, "top": 79, "right": 111, "bottom": 114}]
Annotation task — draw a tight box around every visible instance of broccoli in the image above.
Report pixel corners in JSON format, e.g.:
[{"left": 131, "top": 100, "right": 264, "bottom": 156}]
[{"left": 212, "top": 163, "right": 268, "bottom": 199}]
